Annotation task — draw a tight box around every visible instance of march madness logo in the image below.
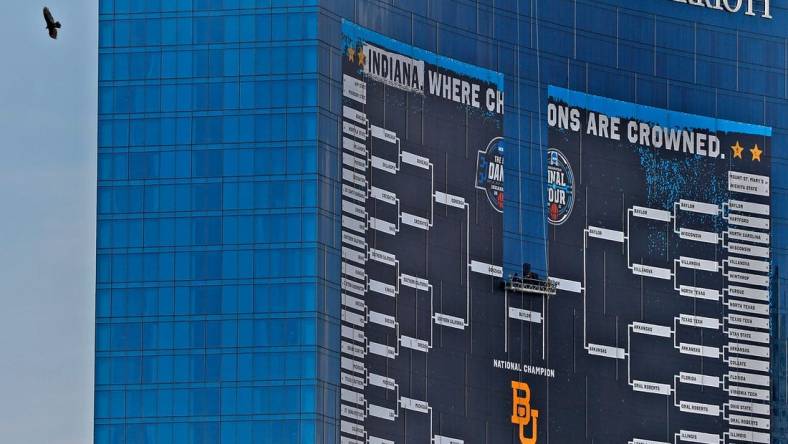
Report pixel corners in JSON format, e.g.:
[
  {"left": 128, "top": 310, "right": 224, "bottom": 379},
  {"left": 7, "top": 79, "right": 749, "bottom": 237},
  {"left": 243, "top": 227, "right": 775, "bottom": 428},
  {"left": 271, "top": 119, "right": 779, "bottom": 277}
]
[
  {"left": 476, "top": 137, "right": 504, "bottom": 212},
  {"left": 511, "top": 381, "right": 539, "bottom": 444},
  {"left": 546, "top": 148, "right": 574, "bottom": 225}
]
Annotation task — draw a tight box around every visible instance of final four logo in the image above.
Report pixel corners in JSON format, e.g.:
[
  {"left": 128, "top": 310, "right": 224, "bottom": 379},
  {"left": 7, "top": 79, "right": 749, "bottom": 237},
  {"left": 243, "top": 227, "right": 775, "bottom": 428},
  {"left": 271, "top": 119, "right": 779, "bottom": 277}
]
[
  {"left": 546, "top": 148, "right": 574, "bottom": 225},
  {"left": 476, "top": 137, "right": 504, "bottom": 212}
]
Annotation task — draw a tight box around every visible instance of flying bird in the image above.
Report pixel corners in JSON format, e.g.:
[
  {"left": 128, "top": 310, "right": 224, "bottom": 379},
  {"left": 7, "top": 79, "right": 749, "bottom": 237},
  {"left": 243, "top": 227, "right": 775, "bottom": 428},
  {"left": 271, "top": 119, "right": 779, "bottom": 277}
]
[{"left": 43, "top": 7, "right": 61, "bottom": 39}]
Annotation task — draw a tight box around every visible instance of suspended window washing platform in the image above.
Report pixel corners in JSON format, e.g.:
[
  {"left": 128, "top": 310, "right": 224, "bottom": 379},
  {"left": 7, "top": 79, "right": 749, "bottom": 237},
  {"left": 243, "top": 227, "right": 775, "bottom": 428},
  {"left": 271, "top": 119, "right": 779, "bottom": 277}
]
[{"left": 502, "top": 263, "right": 557, "bottom": 296}]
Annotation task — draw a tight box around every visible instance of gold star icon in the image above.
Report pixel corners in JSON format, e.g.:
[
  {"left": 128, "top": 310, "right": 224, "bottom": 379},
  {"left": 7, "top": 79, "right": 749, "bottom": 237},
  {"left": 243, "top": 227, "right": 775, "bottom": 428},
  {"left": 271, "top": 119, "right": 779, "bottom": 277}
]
[
  {"left": 750, "top": 144, "right": 763, "bottom": 162},
  {"left": 357, "top": 50, "right": 366, "bottom": 67},
  {"left": 731, "top": 141, "right": 744, "bottom": 159},
  {"left": 347, "top": 47, "right": 356, "bottom": 62}
]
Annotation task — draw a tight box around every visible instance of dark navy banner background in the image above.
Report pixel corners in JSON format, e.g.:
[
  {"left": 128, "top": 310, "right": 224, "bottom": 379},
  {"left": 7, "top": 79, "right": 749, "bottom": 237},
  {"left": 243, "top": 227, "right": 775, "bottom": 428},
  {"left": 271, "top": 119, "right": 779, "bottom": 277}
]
[
  {"left": 538, "top": 87, "right": 772, "bottom": 442},
  {"left": 339, "top": 21, "right": 522, "bottom": 444}
]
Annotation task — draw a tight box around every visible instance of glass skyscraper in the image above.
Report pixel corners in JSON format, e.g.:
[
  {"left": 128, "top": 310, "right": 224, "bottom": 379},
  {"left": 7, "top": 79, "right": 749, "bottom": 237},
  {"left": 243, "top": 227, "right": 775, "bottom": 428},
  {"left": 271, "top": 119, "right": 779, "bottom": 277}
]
[
  {"left": 96, "top": 1, "right": 328, "bottom": 442},
  {"left": 96, "top": 1, "right": 787, "bottom": 443}
]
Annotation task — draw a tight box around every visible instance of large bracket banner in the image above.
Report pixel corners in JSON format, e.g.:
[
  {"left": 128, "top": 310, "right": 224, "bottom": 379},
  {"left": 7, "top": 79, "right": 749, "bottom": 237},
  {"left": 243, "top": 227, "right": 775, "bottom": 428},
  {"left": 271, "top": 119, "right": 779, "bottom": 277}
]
[
  {"left": 535, "top": 86, "right": 773, "bottom": 443},
  {"left": 338, "top": 20, "right": 510, "bottom": 444}
]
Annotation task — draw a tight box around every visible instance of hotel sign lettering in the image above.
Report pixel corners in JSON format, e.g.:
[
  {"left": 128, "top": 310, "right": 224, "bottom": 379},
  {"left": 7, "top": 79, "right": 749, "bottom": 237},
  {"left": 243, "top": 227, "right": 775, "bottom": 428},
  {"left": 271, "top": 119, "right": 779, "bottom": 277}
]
[{"left": 672, "top": 0, "right": 772, "bottom": 19}]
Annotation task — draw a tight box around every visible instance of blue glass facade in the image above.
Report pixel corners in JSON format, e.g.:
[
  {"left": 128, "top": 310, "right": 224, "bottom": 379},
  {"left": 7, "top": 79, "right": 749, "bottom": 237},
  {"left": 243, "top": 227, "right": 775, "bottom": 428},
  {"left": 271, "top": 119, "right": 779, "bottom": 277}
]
[
  {"left": 96, "top": 0, "right": 787, "bottom": 442},
  {"left": 95, "top": 1, "right": 335, "bottom": 443}
]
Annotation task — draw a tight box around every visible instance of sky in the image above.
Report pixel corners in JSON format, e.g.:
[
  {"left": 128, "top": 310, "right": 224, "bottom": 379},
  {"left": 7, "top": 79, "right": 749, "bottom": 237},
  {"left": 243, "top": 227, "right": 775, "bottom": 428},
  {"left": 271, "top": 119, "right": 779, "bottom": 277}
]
[{"left": 0, "top": 1, "right": 97, "bottom": 442}]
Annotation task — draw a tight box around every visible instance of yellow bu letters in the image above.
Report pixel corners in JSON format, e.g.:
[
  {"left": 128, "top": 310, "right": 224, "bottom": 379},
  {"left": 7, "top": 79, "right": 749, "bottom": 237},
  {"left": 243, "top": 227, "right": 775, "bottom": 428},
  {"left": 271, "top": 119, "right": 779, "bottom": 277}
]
[{"left": 511, "top": 381, "right": 539, "bottom": 444}]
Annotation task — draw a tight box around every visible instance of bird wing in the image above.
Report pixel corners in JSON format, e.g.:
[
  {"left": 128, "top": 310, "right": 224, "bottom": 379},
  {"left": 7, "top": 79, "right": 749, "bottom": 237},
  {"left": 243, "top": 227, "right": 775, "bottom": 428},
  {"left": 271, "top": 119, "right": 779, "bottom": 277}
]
[
  {"left": 49, "top": 27, "right": 58, "bottom": 39},
  {"left": 43, "top": 7, "right": 55, "bottom": 25}
]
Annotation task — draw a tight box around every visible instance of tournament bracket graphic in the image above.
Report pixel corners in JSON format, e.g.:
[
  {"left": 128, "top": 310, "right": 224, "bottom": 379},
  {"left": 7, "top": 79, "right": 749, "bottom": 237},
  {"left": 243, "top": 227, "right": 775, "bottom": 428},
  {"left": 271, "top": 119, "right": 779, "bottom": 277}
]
[
  {"left": 338, "top": 21, "right": 524, "bottom": 444},
  {"left": 520, "top": 86, "right": 772, "bottom": 443}
]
